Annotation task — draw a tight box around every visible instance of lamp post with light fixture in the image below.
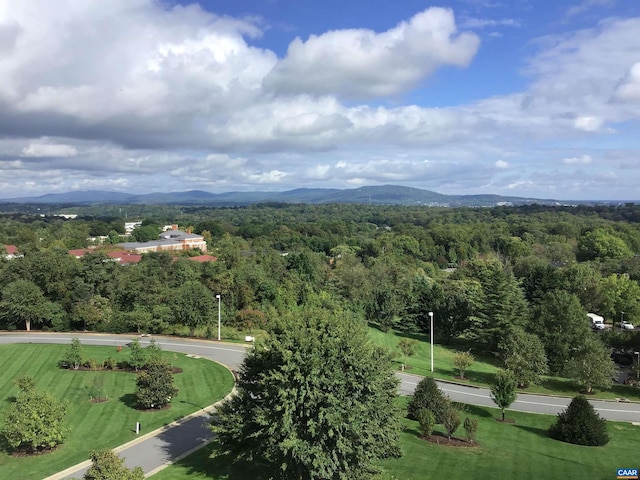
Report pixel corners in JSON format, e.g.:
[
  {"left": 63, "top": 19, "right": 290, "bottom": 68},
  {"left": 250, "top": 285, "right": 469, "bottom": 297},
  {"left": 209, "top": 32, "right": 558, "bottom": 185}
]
[
  {"left": 429, "top": 311, "right": 434, "bottom": 373},
  {"left": 216, "top": 294, "right": 221, "bottom": 341}
]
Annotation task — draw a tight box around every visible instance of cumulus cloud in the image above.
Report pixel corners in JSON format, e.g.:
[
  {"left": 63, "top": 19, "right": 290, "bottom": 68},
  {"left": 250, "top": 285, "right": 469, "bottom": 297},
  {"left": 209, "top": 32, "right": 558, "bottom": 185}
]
[
  {"left": 263, "top": 7, "right": 480, "bottom": 99},
  {"left": 495, "top": 160, "right": 509, "bottom": 168},
  {"left": 614, "top": 62, "right": 640, "bottom": 101}
]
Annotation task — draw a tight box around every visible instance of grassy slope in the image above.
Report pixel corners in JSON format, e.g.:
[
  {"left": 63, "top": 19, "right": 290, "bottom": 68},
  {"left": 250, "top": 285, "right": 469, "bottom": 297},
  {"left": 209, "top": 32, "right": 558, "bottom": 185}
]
[
  {"left": 0, "top": 344, "right": 234, "bottom": 480},
  {"left": 152, "top": 398, "right": 640, "bottom": 480},
  {"left": 369, "top": 328, "right": 640, "bottom": 401}
]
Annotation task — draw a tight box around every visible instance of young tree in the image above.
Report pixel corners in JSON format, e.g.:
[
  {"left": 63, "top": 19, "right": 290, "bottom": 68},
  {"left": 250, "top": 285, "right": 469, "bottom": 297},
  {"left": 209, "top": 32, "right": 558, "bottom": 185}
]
[
  {"left": 407, "top": 376, "right": 450, "bottom": 423},
  {"left": 397, "top": 338, "right": 417, "bottom": 369},
  {"left": 499, "top": 327, "right": 548, "bottom": 387},
  {"left": 441, "top": 405, "right": 461, "bottom": 441},
  {"left": 453, "top": 350, "right": 475, "bottom": 379},
  {"left": 145, "top": 338, "right": 163, "bottom": 365},
  {"left": 65, "top": 337, "right": 84, "bottom": 370},
  {"left": 212, "top": 309, "right": 402, "bottom": 480},
  {"left": 135, "top": 358, "right": 178, "bottom": 410},
  {"left": 549, "top": 395, "right": 609, "bottom": 446},
  {"left": 84, "top": 449, "right": 145, "bottom": 480},
  {"left": 416, "top": 408, "right": 436, "bottom": 438},
  {"left": 490, "top": 369, "right": 517, "bottom": 422},
  {"left": 463, "top": 417, "right": 479, "bottom": 443},
  {"left": 128, "top": 338, "right": 146, "bottom": 372},
  {"left": 564, "top": 336, "right": 617, "bottom": 394},
  {"left": 2, "top": 383, "right": 70, "bottom": 453}
]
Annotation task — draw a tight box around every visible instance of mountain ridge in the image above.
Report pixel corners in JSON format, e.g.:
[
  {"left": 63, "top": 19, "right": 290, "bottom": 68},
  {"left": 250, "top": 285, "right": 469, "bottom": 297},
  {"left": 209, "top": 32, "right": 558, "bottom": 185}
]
[{"left": 0, "top": 185, "right": 560, "bottom": 207}]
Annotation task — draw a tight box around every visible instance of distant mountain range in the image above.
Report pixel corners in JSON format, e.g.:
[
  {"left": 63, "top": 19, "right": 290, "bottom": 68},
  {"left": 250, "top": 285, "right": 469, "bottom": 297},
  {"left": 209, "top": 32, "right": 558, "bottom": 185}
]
[{"left": 0, "top": 185, "right": 563, "bottom": 207}]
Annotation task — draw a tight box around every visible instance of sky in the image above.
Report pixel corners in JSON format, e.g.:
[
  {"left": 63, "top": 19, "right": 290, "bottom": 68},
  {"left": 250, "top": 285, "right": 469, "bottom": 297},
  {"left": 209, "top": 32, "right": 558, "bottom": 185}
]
[{"left": 1, "top": 0, "right": 639, "bottom": 201}]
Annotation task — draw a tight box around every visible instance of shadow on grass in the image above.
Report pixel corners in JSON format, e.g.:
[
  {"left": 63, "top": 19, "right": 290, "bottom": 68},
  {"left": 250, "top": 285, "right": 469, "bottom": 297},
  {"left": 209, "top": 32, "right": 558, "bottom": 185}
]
[
  {"left": 119, "top": 392, "right": 137, "bottom": 409},
  {"left": 157, "top": 425, "right": 275, "bottom": 480},
  {"left": 459, "top": 404, "right": 493, "bottom": 418},
  {"left": 514, "top": 424, "right": 550, "bottom": 438},
  {"left": 440, "top": 368, "right": 497, "bottom": 386}
]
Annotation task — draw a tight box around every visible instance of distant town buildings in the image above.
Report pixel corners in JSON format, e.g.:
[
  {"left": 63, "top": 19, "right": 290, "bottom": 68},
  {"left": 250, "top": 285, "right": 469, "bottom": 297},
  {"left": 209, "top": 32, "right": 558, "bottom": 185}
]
[{"left": 119, "top": 225, "right": 207, "bottom": 253}]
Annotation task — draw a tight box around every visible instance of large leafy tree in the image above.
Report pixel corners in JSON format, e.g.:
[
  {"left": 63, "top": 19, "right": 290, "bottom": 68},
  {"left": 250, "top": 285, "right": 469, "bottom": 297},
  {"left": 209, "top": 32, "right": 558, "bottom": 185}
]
[
  {"left": 0, "top": 279, "right": 53, "bottom": 331},
  {"left": 499, "top": 327, "right": 548, "bottom": 387},
  {"left": 564, "top": 336, "right": 617, "bottom": 394},
  {"left": 531, "top": 290, "right": 592, "bottom": 375},
  {"left": 2, "top": 379, "right": 70, "bottom": 453},
  {"left": 170, "top": 280, "right": 216, "bottom": 336},
  {"left": 212, "top": 309, "right": 402, "bottom": 480}
]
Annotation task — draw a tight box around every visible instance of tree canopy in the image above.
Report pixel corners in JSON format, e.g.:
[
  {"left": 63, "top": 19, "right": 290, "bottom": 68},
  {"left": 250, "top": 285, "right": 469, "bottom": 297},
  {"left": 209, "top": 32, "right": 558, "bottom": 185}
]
[{"left": 212, "top": 309, "right": 402, "bottom": 480}]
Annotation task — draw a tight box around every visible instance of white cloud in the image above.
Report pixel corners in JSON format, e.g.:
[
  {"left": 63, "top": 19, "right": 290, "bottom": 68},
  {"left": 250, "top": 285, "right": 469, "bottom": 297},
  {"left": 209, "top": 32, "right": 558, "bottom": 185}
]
[
  {"left": 614, "top": 62, "right": 640, "bottom": 101},
  {"left": 566, "top": 0, "right": 616, "bottom": 17},
  {"left": 563, "top": 154, "right": 593, "bottom": 164},
  {"left": 263, "top": 7, "right": 480, "bottom": 99},
  {"left": 573, "top": 116, "right": 603, "bottom": 132},
  {"left": 495, "top": 160, "right": 509, "bottom": 168},
  {"left": 22, "top": 142, "right": 78, "bottom": 157}
]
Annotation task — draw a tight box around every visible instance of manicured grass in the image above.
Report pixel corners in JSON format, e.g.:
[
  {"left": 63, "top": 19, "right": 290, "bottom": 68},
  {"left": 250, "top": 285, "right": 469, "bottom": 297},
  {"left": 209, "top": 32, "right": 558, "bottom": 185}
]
[
  {"left": 0, "top": 343, "right": 235, "bottom": 480},
  {"left": 152, "top": 398, "right": 640, "bottom": 480},
  {"left": 369, "top": 327, "right": 640, "bottom": 402}
]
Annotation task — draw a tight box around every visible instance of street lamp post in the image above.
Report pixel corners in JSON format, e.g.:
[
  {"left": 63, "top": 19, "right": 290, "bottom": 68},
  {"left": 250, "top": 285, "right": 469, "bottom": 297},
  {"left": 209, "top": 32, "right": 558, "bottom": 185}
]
[
  {"left": 635, "top": 351, "right": 640, "bottom": 381},
  {"left": 621, "top": 311, "right": 625, "bottom": 331},
  {"left": 216, "top": 294, "right": 221, "bottom": 341},
  {"left": 429, "top": 311, "right": 434, "bottom": 373}
]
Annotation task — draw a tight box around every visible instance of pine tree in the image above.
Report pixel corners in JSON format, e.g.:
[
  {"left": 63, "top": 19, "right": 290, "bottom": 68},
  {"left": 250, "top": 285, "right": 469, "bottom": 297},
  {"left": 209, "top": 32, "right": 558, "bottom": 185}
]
[{"left": 549, "top": 396, "right": 609, "bottom": 446}]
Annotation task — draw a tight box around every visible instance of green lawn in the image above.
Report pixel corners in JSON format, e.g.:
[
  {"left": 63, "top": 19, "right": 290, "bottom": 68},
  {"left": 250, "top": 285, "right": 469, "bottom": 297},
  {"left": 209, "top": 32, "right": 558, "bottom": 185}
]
[
  {"left": 152, "top": 398, "right": 640, "bottom": 480},
  {"left": 369, "top": 328, "right": 640, "bottom": 402},
  {"left": 0, "top": 343, "right": 235, "bottom": 480}
]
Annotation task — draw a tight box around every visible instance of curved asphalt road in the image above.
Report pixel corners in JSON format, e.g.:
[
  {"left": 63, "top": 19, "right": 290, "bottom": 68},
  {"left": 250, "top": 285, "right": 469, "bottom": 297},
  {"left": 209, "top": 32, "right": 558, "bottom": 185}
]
[{"left": 2, "top": 332, "right": 639, "bottom": 479}]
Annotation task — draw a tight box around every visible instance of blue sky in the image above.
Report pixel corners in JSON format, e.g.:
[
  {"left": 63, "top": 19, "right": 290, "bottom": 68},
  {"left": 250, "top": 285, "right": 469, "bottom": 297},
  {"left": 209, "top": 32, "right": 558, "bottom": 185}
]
[{"left": 0, "top": 0, "right": 639, "bottom": 200}]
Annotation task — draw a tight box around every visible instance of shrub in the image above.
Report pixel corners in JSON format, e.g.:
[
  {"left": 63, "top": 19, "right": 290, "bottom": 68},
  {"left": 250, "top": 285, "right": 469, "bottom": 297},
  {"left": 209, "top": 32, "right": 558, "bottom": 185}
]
[
  {"left": 103, "top": 357, "right": 117, "bottom": 370},
  {"left": 463, "top": 417, "right": 478, "bottom": 442},
  {"left": 549, "top": 395, "right": 609, "bottom": 446},
  {"left": 442, "top": 405, "right": 461, "bottom": 440},
  {"left": 416, "top": 408, "right": 435, "bottom": 438},
  {"left": 407, "top": 376, "right": 449, "bottom": 422},
  {"left": 85, "top": 358, "right": 100, "bottom": 371}
]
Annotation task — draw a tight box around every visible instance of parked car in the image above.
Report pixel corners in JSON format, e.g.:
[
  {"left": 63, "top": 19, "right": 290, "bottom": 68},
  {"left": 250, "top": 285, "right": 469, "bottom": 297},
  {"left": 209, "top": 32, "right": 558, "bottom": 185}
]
[
  {"left": 611, "top": 351, "right": 634, "bottom": 366},
  {"left": 618, "top": 320, "right": 635, "bottom": 330}
]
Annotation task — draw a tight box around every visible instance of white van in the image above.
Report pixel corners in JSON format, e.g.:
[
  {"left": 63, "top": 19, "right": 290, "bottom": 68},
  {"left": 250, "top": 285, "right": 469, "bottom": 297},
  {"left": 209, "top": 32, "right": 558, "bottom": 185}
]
[{"left": 587, "top": 313, "right": 605, "bottom": 330}]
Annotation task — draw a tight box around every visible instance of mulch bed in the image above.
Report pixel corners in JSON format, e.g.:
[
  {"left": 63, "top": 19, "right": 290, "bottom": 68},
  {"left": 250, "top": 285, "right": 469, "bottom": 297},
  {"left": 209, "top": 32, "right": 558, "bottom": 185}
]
[
  {"left": 496, "top": 418, "right": 515, "bottom": 424},
  {"left": 422, "top": 432, "right": 478, "bottom": 447}
]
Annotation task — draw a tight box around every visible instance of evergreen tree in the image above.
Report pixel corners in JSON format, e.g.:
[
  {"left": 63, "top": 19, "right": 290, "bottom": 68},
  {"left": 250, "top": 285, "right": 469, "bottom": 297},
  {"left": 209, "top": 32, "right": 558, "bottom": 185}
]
[
  {"left": 212, "top": 309, "right": 402, "bottom": 480},
  {"left": 407, "top": 376, "right": 450, "bottom": 423},
  {"left": 549, "top": 395, "right": 609, "bottom": 446}
]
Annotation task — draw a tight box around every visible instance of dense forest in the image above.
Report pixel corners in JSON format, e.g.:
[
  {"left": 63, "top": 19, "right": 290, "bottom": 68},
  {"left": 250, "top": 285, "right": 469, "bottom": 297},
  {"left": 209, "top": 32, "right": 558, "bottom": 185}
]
[{"left": 1, "top": 202, "right": 640, "bottom": 377}]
